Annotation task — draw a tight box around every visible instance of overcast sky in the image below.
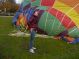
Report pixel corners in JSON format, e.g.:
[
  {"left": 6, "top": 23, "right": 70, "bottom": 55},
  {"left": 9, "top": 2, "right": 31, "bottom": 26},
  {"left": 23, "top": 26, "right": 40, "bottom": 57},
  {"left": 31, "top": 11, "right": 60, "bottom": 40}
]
[{"left": 15, "top": 0, "right": 23, "bottom": 4}]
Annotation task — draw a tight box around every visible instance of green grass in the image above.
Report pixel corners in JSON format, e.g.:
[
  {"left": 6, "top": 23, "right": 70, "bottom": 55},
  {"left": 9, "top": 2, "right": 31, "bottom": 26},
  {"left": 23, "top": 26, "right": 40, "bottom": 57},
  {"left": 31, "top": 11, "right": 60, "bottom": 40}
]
[{"left": 0, "top": 16, "right": 79, "bottom": 59}]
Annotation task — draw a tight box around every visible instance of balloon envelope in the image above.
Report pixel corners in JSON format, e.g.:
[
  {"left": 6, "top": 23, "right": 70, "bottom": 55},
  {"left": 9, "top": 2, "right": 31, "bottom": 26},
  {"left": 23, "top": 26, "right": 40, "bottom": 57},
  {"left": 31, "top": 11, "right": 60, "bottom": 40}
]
[{"left": 13, "top": 0, "right": 79, "bottom": 38}]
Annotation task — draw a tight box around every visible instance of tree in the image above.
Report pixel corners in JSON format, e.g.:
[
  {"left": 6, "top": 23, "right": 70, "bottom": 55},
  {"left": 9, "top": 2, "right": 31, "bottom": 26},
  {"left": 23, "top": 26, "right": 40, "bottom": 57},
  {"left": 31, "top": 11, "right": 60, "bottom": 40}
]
[{"left": 0, "top": 1, "right": 19, "bottom": 13}]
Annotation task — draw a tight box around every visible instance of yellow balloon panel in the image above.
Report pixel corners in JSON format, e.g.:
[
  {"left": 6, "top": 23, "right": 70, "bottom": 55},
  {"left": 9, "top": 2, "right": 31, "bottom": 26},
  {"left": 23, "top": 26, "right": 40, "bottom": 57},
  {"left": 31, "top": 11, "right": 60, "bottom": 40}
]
[{"left": 53, "top": 0, "right": 79, "bottom": 27}]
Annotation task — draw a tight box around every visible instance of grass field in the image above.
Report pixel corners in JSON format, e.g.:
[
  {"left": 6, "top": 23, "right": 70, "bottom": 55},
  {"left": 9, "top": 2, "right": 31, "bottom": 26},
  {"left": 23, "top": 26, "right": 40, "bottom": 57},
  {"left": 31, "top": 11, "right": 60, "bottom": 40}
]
[{"left": 0, "top": 16, "right": 79, "bottom": 59}]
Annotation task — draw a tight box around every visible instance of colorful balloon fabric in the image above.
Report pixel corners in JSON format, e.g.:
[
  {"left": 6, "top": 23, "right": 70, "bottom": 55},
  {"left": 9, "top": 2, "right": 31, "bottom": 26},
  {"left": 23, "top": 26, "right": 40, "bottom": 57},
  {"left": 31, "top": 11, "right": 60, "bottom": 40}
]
[{"left": 13, "top": 0, "right": 79, "bottom": 38}]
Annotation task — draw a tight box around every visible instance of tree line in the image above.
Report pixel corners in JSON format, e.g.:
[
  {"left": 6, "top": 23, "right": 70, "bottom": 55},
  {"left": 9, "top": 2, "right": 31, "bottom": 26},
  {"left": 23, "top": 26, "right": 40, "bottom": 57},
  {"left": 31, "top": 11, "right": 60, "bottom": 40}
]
[{"left": 0, "top": 1, "right": 19, "bottom": 13}]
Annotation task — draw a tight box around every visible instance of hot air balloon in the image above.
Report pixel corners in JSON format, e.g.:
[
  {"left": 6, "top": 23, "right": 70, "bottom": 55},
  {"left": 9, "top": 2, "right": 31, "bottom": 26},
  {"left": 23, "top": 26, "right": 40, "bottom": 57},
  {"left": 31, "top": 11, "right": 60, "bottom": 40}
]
[{"left": 13, "top": 0, "right": 79, "bottom": 43}]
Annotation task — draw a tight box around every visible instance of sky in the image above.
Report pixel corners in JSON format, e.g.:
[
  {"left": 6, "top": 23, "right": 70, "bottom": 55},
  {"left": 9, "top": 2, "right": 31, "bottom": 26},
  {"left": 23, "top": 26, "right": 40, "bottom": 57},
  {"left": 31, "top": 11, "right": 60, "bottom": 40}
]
[{"left": 15, "top": 0, "right": 23, "bottom": 4}]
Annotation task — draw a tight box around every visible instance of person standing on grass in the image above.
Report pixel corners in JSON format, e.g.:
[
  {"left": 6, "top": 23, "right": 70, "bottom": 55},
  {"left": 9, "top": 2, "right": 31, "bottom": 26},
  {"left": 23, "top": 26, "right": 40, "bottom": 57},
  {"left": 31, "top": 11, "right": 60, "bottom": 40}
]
[{"left": 24, "top": 9, "right": 39, "bottom": 53}]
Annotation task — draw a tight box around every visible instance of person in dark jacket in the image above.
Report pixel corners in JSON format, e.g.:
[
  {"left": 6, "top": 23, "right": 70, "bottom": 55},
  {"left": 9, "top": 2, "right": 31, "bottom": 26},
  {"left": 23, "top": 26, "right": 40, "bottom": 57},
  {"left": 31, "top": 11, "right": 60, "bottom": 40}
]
[{"left": 28, "top": 10, "right": 39, "bottom": 53}]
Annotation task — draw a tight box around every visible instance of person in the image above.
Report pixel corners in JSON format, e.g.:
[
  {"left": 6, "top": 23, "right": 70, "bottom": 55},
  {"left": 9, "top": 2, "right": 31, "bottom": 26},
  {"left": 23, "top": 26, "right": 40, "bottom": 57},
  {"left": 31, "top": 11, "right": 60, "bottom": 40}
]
[{"left": 27, "top": 10, "right": 39, "bottom": 53}]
